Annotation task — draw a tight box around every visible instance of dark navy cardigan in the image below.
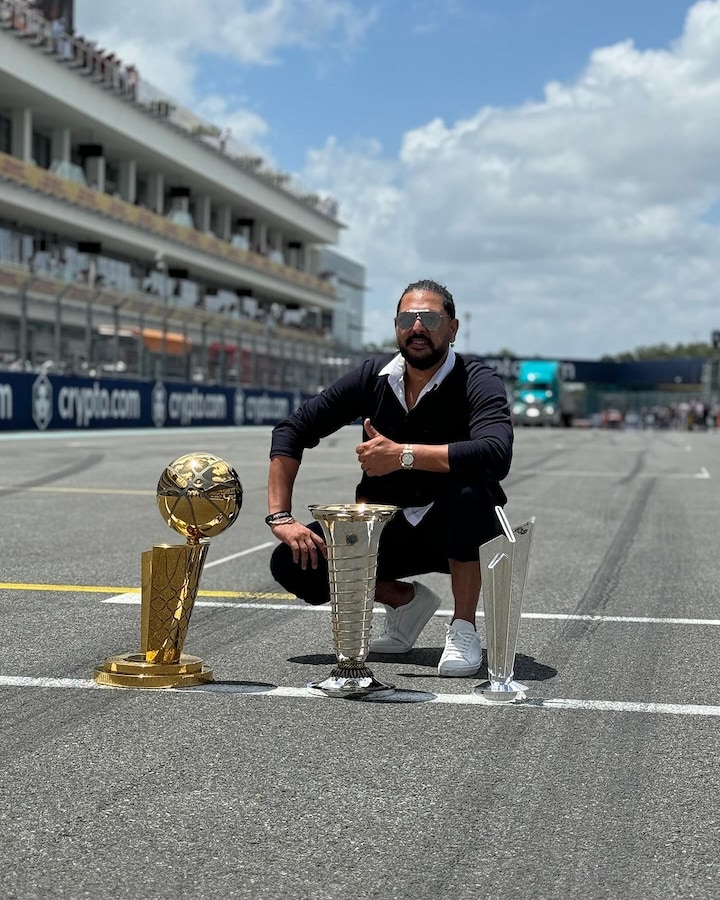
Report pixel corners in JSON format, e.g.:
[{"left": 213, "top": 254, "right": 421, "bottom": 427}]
[{"left": 270, "top": 353, "right": 513, "bottom": 510}]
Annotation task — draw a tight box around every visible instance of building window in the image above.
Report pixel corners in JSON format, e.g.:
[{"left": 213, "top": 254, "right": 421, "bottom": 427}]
[
  {"left": 32, "top": 131, "right": 51, "bottom": 169},
  {"left": 0, "top": 114, "right": 11, "bottom": 155}
]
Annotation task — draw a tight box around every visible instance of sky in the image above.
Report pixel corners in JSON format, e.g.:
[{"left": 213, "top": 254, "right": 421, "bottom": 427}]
[{"left": 74, "top": 0, "right": 720, "bottom": 359}]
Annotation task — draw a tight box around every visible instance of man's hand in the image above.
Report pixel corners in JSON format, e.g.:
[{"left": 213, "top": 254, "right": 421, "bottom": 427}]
[
  {"left": 355, "top": 418, "right": 402, "bottom": 476},
  {"left": 271, "top": 521, "right": 327, "bottom": 569}
]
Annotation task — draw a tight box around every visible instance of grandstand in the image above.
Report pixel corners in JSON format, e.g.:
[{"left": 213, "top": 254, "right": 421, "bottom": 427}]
[{"left": 0, "top": 0, "right": 366, "bottom": 393}]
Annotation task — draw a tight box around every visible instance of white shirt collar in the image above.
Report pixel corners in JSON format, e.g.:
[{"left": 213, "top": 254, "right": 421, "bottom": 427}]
[{"left": 379, "top": 347, "right": 456, "bottom": 412}]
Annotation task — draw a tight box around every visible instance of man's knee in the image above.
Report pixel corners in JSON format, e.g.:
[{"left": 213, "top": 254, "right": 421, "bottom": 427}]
[{"left": 435, "top": 481, "right": 502, "bottom": 558}]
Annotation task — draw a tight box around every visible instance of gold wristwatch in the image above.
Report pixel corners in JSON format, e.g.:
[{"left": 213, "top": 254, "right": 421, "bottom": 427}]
[{"left": 400, "top": 444, "right": 415, "bottom": 469}]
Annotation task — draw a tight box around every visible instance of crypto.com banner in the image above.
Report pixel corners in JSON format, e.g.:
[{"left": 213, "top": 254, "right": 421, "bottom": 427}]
[{"left": 0, "top": 372, "right": 305, "bottom": 431}]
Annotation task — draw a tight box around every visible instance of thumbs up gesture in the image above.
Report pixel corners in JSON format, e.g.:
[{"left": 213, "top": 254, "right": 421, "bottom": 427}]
[{"left": 356, "top": 418, "right": 402, "bottom": 476}]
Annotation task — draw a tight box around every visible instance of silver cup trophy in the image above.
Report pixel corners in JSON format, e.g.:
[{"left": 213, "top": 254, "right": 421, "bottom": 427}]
[
  {"left": 476, "top": 506, "right": 536, "bottom": 703},
  {"left": 307, "top": 502, "right": 398, "bottom": 698}
]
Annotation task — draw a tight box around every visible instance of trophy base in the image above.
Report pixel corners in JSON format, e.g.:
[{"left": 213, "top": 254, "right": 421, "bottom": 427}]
[
  {"left": 307, "top": 664, "right": 395, "bottom": 698},
  {"left": 474, "top": 680, "right": 528, "bottom": 703},
  {"left": 93, "top": 653, "right": 213, "bottom": 689}
]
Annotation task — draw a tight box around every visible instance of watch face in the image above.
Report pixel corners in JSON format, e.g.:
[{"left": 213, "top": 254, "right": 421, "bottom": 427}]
[{"left": 401, "top": 450, "right": 414, "bottom": 467}]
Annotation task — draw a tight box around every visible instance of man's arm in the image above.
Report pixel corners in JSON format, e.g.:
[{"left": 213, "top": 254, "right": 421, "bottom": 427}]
[
  {"left": 267, "top": 454, "right": 301, "bottom": 517},
  {"left": 267, "top": 454, "right": 327, "bottom": 568},
  {"left": 449, "top": 366, "right": 513, "bottom": 480}
]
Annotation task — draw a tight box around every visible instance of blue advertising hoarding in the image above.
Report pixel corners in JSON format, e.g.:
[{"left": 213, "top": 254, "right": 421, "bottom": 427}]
[{"left": 0, "top": 372, "right": 306, "bottom": 431}]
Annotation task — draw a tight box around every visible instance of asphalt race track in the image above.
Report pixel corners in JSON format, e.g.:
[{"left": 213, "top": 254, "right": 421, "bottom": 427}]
[{"left": 1, "top": 423, "right": 718, "bottom": 900}]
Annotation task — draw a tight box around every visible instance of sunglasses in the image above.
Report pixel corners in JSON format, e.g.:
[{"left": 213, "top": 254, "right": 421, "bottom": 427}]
[{"left": 394, "top": 310, "right": 446, "bottom": 331}]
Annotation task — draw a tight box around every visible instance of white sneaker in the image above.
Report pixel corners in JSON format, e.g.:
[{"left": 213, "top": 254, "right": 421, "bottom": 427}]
[
  {"left": 438, "top": 619, "right": 482, "bottom": 677},
  {"left": 369, "top": 582, "right": 442, "bottom": 653}
]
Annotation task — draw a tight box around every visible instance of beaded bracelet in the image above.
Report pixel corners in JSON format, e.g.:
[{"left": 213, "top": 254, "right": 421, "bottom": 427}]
[{"left": 265, "top": 511, "right": 295, "bottom": 527}]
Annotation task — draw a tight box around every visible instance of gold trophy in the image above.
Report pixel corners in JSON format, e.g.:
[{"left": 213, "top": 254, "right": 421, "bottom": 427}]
[
  {"left": 306, "top": 502, "right": 398, "bottom": 698},
  {"left": 94, "top": 452, "right": 243, "bottom": 688}
]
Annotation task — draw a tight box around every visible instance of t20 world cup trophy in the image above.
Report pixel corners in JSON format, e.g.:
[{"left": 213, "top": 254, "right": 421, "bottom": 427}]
[
  {"left": 476, "top": 506, "right": 535, "bottom": 703},
  {"left": 94, "top": 452, "right": 243, "bottom": 688},
  {"left": 307, "top": 503, "right": 398, "bottom": 698}
]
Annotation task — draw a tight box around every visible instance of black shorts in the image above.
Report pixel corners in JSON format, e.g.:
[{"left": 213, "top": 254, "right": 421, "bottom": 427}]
[{"left": 269, "top": 479, "right": 504, "bottom": 605}]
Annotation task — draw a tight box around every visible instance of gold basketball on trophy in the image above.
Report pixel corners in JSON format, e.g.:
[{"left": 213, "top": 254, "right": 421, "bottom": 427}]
[{"left": 157, "top": 452, "right": 243, "bottom": 541}]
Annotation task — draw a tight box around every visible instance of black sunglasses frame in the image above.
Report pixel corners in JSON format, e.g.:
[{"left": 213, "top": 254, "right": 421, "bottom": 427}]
[{"left": 394, "top": 310, "right": 446, "bottom": 331}]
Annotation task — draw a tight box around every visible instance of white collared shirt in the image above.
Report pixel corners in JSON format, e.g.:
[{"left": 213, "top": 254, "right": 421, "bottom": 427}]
[
  {"left": 377, "top": 347, "right": 456, "bottom": 524},
  {"left": 379, "top": 346, "right": 456, "bottom": 413}
]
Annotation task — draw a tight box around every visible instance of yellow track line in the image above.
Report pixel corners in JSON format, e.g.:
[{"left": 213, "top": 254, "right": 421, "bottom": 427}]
[{"left": 0, "top": 582, "right": 295, "bottom": 600}]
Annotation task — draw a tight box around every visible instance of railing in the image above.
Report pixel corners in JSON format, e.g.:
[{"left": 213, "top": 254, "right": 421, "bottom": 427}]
[
  {"left": 0, "top": 260, "right": 332, "bottom": 344},
  {"left": 0, "top": 260, "right": 362, "bottom": 391},
  {"left": 0, "top": 151, "right": 336, "bottom": 298}
]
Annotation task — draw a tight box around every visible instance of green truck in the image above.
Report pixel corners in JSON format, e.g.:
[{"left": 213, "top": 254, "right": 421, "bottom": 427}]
[{"left": 511, "top": 359, "right": 575, "bottom": 427}]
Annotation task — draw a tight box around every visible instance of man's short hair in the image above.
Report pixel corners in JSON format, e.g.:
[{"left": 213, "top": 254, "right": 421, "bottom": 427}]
[{"left": 398, "top": 279, "right": 456, "bottom": 319}]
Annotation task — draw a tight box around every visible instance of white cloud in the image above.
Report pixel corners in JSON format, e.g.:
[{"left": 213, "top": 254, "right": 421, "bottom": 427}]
[
  {"left": 302, "top": 0, "right": 720, "bottom": 356},
  {"left": 73, "top": 0, "right": 720, "bottom": 357},
  {"left": 74, "top": 0, "right": 376, "bottom": 158},
  {"left": 75, "top": 0, "right": 376, "bottom": 87}
]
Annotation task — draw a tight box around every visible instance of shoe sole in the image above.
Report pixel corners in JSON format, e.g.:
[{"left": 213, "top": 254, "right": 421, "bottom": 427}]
[{"left": 438, "top": 665, "right": 481, "bottom": 677}]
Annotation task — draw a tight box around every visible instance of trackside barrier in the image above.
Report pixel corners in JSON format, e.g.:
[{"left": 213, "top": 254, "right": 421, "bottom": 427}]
[{"left": 0, "top": 372, "right": 315, "bottom": 431}]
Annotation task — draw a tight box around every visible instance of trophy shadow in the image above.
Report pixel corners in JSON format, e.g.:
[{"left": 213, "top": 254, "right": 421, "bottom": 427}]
[
  {"left": 287, "top": 648, "right": 441, "bottom": 667},
  {"left": 287, "top": 651, "right": 557, "bottom": 684},
  {"left": 513, "top": 654, "right": 558, "bottom": 682},
  {"left": 396, "top": 652, "right": 558, "bottom": 682}
]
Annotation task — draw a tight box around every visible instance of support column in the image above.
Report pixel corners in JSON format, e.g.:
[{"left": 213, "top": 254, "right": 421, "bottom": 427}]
[
  {"left": 147, "top": 172, "right": 165, "bottom": 214},
  {"left": 85, "top": 156, "right": 106, "bottom": 192},
  {"left": 196, "top": 195, "right": 212, "bottom": 233},
  {"left": 268, "top": 229, "right": 284, "bottom": 263},
  {"left": 51, "top": 127, "right": 71, "bottom": 165},
  {"left": 119, "top": 159, "right": 137, "bottom": 204},
  {"left": 80, "top": 144, "right": 106, "bottom": 192},
  {"left": 11, "top": 109, "right": 33, "bottom": 162},
  {"left": 217, "top": 205, "right": 232, "bottom": 241},
  {"left": 256, "top": 221, "right": 268, "bottom": 254}
]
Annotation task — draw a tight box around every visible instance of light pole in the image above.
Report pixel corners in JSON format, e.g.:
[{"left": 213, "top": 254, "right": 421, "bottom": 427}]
[
  {"left": 154, "top": 252, "right": 168, "bottom": 379},
  {"left": 83, "top": 250, "right": 101, "bottom": 373},
  {"left": 18, "top": 275, "right": 37, "bottom": 368},
  {"left": 53, "top": 284, "right": 73, "bottom": 369}
]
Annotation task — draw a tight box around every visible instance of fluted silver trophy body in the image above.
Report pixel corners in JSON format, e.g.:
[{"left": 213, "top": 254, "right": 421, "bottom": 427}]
[
  {"left": 475, "top": 506, "right": 535, "bottom": 703},
  {"left": 307, "top": 503, "right": 398, "bottom": 698}
]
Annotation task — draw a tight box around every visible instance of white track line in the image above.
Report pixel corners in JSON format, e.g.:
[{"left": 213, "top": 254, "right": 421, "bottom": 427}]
[
  {"left": 517, "top": 469, "right": 710, "bottom": 479},
  {"left": 205, "top": 541, "right": 274, "bottom": 569},
  {"left": 98, "top": 595, "right": 720, "bottom": 627},
  {"left": 0, "top": 675, "right": 718, "bottom": 717}
]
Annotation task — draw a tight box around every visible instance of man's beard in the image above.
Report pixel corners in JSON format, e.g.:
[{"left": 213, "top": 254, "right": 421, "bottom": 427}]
[{"left": 399, "top": 340, "right": 447, "bottom": 370}]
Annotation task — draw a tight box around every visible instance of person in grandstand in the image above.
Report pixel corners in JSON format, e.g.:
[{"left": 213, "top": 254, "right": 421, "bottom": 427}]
[{"left": 265, "top": 279, "right": 513, "bottom": 677}]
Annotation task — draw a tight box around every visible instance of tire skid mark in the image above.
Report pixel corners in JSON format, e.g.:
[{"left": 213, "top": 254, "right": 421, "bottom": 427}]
[
  {"left": 0, "top": 451, "right": 105, "bottom": 497},
  {"left": 554, "top": 476, "right": 656, "bottom": 649},
  {"left": 504, "top": 449, "right": 579, "bottom": 490}
]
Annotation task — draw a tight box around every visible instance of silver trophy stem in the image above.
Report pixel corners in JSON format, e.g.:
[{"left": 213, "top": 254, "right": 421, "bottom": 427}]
[
  {"left": 307, "top": 503, "right": 398, "bottom": 698},
  {"left": 475, "top": 506, "right": 535, "bottom": 703}
]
